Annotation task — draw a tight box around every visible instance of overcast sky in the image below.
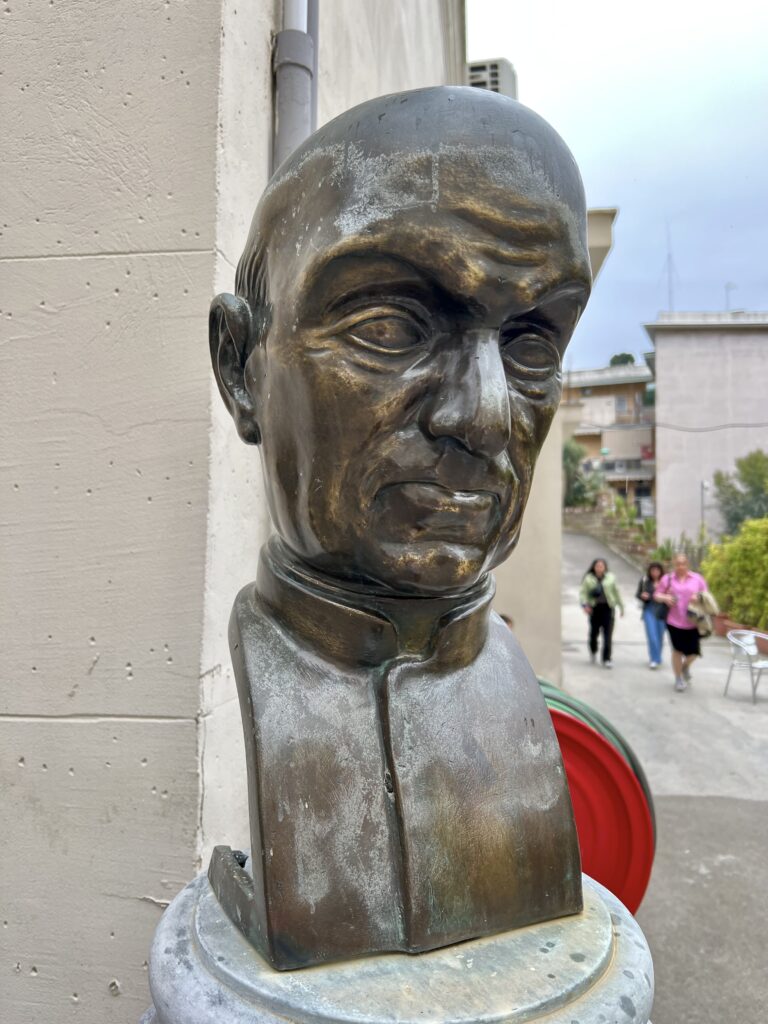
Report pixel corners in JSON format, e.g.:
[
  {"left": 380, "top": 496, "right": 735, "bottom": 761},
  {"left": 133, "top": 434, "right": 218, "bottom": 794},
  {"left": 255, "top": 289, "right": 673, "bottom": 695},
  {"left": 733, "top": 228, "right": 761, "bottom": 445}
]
[{"left": 467, "top": 0, "right": 768, "bottom": 370}]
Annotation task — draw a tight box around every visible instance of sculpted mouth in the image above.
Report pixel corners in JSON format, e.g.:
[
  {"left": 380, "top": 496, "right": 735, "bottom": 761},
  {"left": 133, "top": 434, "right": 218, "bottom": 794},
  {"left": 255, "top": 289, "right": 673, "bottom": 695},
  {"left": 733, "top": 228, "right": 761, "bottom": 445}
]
[
  {"left": 377, "top": 480, "right": 497, "bottom": 505},
  {"left": 374, "top": 481, "right": 501, "bottom": 542}
]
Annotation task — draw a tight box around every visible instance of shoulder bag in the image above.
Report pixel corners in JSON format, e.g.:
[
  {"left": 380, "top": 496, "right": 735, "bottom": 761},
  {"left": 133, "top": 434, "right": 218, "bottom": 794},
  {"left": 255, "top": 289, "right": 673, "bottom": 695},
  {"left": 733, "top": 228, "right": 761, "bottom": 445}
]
[{"left": 653, "top": 575, "right": 671, "bottom": 621}]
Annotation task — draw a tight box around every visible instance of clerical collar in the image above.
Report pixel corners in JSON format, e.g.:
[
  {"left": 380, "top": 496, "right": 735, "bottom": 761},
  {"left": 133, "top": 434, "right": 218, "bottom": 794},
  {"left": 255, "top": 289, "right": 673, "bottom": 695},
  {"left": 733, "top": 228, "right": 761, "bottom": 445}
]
[{"left": 256, "top": 537, "right": 494, "bottom": 669}]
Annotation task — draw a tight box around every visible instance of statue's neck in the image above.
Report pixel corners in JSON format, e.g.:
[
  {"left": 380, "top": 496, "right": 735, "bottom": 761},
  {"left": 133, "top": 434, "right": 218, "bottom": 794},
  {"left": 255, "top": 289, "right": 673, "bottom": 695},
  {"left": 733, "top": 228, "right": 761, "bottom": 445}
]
[{"left": 257, "top": 537, "right": 494, "bottom": 666}]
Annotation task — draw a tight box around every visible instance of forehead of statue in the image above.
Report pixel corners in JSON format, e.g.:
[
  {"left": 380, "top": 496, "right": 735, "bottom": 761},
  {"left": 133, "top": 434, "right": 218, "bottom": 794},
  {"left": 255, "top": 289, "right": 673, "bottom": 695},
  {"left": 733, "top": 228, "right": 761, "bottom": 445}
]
[
  {"left": 259, "top": 147, "right": 589, "bottom": 319},
  {"left": 240, "top": 87, "right": 589, "bottom": 313},
  {"left": 265, "top": 85, "right": 585, "bottom": 211}
]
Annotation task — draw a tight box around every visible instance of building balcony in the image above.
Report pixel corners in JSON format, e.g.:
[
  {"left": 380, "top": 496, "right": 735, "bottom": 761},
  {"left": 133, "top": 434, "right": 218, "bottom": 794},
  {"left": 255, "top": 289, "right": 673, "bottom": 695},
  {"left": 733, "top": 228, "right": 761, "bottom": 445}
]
[
  {"left": 583, "top": 457, "right": 656, "bottom": 482},
  {"left": 614, "top": 409, "right": 655, "bottom": 426}
]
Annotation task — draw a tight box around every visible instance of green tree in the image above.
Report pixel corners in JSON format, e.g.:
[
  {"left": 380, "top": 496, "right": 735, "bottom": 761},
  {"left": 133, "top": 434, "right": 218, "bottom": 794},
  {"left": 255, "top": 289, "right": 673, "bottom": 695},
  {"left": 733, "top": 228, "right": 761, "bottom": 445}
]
[
  {"left": 713, "top": 449, "right": 768, "bottom": 533},
  {"left": 701, "top": 517, "right": 768, "bottom": 630},
  {"left": 562, "top": 439, "right": 602, "bottom": 507},
  {"left": 563, "top": 439, "right": 587, "bottom": 506},
  {"left": 609, "top": 353, "right": 635, "bottom": 366}
]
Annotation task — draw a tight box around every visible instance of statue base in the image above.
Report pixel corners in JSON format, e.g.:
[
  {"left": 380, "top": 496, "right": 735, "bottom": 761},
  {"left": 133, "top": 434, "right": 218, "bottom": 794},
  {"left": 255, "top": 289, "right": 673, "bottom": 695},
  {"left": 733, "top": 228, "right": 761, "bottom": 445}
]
[{"left": 142, "top": 873, "right": 653, "bottom": 1024}]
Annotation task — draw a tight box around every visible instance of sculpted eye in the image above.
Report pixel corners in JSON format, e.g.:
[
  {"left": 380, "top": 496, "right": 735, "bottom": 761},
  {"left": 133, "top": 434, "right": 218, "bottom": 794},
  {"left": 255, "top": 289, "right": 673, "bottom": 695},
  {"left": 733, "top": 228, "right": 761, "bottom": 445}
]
[
  {"left": 329, "top": 305, "right": 426, "bottom": 355},
  {"left": 346, "top": 313, "right": 424, "bottom": 353},
  {"left": 501, "top": 333, "right": 560, "bottom": 380}
]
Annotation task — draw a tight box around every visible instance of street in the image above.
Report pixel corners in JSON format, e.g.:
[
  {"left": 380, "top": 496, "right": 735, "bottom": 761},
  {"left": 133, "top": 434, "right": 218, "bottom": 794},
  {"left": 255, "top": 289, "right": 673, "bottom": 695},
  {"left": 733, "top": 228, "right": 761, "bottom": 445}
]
[{"left": 560, "top": 531, "right": 768, "bottom": 1024}]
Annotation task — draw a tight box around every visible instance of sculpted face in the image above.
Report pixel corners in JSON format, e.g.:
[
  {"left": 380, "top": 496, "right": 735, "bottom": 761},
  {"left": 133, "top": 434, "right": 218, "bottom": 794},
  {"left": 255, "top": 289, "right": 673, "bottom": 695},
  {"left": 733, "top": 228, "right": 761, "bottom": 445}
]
[{"left": 211, "top": 88, "right": 591, "bottom": 595}]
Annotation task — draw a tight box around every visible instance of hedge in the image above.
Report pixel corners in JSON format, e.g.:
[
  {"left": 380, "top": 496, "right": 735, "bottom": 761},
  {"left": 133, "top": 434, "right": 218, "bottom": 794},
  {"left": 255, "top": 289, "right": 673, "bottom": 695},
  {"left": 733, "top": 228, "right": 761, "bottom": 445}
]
[{"left": 700, "top": 517, "right": 768, "bottom": 632}]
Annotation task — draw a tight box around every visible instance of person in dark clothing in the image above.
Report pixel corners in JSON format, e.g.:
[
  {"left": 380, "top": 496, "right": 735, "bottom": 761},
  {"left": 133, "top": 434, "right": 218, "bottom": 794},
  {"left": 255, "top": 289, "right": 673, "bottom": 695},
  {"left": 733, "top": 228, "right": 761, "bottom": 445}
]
[{"left": 579, "top": 558, "right": 624, "bottom": 668}]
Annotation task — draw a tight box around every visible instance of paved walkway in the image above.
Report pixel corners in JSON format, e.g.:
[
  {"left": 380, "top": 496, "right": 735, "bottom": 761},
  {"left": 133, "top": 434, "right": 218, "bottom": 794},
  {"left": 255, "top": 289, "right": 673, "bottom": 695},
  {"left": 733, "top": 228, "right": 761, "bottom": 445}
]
[{"left": 560, "top": 531, "right": 768, "bottom": 1024}]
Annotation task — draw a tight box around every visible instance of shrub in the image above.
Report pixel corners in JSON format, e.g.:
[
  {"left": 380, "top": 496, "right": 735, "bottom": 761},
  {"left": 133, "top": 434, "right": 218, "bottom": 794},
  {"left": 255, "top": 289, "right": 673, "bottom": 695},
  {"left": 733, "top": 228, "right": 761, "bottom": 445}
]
[
  {"left": 701, "top": 517, "right": 768, "bottom": 631},
  {"left": 651, "top": 530, "right": 708, "bottom": 570},
  {"left": 613, "top": 494, "right": 630, "bottom": 528},
  {"left": 640, "top": 517, "right": 657, "bottom": 543},
  {"left": 652, "top": 537, "right": 675, "bottom": 563}
]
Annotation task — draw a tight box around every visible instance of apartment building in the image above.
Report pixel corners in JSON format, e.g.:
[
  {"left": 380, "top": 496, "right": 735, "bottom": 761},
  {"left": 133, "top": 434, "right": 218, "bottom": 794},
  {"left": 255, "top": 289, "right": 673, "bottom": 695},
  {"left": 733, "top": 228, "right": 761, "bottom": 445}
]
[
  {"left": 562, "top": 362, "right": 656, "bottom": 515},
  {"left": 645, "top": 311, "right": 768, "bottom": 540}
]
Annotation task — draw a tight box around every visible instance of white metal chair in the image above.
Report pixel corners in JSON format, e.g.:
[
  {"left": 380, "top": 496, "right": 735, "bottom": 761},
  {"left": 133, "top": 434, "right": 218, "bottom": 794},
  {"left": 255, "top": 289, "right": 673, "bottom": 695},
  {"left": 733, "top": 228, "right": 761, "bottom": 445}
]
[{"left": 724, "top": 630, "right": 768, "bottom": 704}]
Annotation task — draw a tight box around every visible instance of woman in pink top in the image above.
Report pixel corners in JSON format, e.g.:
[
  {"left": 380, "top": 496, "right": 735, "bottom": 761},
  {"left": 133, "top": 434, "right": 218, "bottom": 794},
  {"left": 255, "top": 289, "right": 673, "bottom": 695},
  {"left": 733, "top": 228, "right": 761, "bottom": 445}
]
[{"left": 654, "top": 553, "right": 708, "bottom": 692}]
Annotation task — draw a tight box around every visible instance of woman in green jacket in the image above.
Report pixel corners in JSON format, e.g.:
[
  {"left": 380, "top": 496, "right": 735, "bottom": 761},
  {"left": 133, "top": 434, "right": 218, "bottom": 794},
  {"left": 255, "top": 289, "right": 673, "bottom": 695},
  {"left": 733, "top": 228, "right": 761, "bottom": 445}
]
[{"left": 579, "top": 558, "right": 625, "bottom": 668}]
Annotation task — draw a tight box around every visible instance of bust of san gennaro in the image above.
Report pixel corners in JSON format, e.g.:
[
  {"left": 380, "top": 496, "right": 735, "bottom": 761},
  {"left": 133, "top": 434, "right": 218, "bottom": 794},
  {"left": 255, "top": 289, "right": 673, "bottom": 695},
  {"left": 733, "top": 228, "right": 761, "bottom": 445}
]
[{"left": 207, "top": 85, "right": 592, "bottom": 971}]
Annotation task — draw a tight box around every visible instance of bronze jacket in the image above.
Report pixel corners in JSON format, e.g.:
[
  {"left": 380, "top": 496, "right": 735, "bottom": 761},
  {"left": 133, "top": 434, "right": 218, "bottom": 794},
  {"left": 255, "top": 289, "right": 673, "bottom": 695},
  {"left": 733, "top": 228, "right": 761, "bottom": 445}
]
[{"left": 211, "top": 539, "right": 581, "bottom": 969}]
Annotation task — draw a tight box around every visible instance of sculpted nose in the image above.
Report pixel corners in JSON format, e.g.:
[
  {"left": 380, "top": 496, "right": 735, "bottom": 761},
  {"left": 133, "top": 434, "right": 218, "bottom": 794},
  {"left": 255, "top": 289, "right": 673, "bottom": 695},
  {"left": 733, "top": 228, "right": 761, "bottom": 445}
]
[{"left": 423, "top": 330, "right": 511, "bottom": 458}]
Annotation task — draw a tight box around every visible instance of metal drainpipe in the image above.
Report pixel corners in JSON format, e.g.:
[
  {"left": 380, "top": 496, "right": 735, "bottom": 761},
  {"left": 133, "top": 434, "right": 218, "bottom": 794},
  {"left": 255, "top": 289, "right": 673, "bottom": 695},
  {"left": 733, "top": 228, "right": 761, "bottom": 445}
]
[
  {"left": 272, "top": 0, "right": 316, "bottom": 175},
  {"left": 307, "top": 0, "right": 318, "bottom": 132}
]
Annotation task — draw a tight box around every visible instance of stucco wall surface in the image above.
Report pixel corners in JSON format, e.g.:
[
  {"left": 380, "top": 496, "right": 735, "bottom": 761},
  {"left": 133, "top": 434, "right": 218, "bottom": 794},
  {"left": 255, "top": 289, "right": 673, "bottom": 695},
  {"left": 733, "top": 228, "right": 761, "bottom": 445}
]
[
  {"left": 318, "top": 0, "right": 466, "bottom": 125},
  {"left": 493, "top": 415, "right": 564, "bottom": 685},
  {"left": 601, "top": 425, "right": 653, "bottom": 459},
  {"left": 3, "top": 0, "right": 219, "bottom": 258},
  {"left": 197, "top": 0, "right": 279, "bottom": 878},
  {"left": 577, "top": 394, "right": 616, "bottom": 428},
  {"left": 655, "top": 330, "right": 768, "bottom": 541},
  {"left": 1, "top": 1, "right": 220, "bottom": 1020}
]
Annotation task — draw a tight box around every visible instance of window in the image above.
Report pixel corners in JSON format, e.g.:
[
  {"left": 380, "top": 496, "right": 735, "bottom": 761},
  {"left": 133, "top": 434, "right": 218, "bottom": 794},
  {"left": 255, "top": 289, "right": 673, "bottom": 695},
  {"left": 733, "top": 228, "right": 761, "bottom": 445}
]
[{"left": 615, "top": 395, "right": 628, "bottom": 414}]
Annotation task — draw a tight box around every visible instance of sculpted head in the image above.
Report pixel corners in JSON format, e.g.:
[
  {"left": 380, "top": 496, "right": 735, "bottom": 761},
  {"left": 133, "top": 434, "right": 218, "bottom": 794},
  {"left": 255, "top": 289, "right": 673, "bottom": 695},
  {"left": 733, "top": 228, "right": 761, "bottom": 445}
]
[{"left": 210, "top": 86, "right": 591, "bottom": 595}]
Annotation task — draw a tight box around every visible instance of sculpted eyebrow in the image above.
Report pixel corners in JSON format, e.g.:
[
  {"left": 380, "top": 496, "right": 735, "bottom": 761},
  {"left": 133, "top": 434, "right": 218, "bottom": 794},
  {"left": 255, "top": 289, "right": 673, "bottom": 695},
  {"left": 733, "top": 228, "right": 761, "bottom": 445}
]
[
  {"left": 449, "top": 199, "right": 565, "bottom": 245},
  {"left": 310, "top": 256, "right": 434, "bottom": 316},
  {"left": 503, "top": 283, "right": 589, "bottom": 347}
]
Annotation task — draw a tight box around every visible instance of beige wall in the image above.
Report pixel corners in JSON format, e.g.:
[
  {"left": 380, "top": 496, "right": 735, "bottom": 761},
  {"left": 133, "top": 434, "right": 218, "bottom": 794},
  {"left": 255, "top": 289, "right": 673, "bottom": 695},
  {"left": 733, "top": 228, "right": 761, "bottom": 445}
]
[
  {"left": 577, "top": 393, "right": 616, "bottom": 427},
  {"left": 494, "top": 414, "right": 564, "bottom": 684},
  {"left": 318, "top": 0, "right": 466, "bottom": 124},
  {"left": 653, "top": 326, "right": 768, "bottom": 541},
  {"left": 198, "top": 0, "right": 279, "bottom": 878},
  {"left": 1, "top": 2, "right": 221, "bottom": 1021},
  {"left": 602, "top": 425, "right": 653, "bottom": 459},
  {"left": 562, "top": 381, "right": 647, "bottom": 424},
  {"left": 576, "top": 433, "right": 603, "bottom": 460}
]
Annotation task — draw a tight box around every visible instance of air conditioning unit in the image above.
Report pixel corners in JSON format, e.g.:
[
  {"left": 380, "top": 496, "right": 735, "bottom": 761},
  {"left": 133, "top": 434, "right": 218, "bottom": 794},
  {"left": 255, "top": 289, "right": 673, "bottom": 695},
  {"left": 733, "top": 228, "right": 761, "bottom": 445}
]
[{"left": 468, "top": 58, "right": 517, "bottom": 99}]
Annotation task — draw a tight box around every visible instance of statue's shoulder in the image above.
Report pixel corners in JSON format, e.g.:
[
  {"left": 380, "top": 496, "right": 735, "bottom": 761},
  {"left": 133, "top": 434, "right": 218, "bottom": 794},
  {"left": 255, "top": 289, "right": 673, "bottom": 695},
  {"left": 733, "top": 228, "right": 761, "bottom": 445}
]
[
  {"left": 486, "top": 609, "right": 539, "bottom": 679},
  {"left": 229, "top": 581, "right": 292, "bottom": 670}
]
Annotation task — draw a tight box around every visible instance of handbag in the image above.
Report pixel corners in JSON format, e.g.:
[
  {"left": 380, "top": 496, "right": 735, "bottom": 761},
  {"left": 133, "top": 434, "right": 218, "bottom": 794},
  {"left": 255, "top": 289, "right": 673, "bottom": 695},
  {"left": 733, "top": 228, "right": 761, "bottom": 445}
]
[
  {"left": 653, "top": 601, "right": 670, "bottom": 622},
  {"left": 653, "top": 575, "right": 671, "bottom": 621}
]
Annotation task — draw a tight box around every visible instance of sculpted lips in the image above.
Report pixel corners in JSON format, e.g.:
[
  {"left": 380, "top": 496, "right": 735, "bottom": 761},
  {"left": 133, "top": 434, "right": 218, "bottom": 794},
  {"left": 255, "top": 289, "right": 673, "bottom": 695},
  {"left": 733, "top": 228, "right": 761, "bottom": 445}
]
[{"left": 375, "top": 481, "right": 500, "bottom": 543}]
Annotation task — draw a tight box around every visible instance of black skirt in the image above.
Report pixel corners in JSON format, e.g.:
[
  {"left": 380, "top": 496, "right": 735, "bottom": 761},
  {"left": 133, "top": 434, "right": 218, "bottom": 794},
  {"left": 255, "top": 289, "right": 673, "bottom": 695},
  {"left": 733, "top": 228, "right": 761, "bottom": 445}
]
[{"left": 667, "top": 623, "right": 701, "bottom": 657}]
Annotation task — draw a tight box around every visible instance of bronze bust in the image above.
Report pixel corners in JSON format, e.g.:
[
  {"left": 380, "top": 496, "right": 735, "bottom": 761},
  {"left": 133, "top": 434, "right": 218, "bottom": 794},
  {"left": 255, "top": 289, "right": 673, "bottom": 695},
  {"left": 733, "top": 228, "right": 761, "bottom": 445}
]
[{"left": 207, "top": 86, "right": 592, "bottom": 971}]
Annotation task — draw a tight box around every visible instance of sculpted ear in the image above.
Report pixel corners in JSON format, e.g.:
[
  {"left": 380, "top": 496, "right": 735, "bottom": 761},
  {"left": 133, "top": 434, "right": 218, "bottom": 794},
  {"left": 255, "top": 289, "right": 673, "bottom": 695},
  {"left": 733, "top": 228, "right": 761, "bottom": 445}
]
[{"left": 209, "top": 293, "right": 261, "bottom": 444}]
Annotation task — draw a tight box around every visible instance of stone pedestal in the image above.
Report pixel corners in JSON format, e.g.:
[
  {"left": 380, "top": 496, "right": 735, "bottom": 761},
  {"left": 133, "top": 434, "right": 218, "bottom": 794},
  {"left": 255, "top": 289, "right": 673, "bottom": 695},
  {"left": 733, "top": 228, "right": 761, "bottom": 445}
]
[{"left": 142, "top": 873, "right": 653, "bottom": 1023}]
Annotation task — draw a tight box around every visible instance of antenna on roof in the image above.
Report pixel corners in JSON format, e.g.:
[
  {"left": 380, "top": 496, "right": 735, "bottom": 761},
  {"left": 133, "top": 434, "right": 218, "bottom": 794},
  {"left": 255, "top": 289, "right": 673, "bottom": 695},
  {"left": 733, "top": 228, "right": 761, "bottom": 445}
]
[{"left": 664, "top": 220, "right": 675, "bottom": 311}]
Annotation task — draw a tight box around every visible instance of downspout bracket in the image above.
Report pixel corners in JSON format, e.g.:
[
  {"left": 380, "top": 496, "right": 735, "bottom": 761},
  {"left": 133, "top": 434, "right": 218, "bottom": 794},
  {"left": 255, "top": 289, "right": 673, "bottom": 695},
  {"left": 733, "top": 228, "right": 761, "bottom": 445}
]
[{"left": 273, "top": 29, "right": 314, "bottom": 75}]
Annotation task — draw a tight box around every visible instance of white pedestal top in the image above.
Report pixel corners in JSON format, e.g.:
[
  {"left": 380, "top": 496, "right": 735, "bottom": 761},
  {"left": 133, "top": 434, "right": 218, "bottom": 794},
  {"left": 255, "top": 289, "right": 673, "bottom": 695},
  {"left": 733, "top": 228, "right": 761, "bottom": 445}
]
[{"left": 145, "top": 873, "right": 653, "bottom": 1024}]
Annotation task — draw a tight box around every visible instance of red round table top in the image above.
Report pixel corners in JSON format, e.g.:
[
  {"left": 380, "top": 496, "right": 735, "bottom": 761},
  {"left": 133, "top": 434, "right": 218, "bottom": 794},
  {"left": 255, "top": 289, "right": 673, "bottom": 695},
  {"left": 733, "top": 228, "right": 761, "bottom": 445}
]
[{"left": 549, "top": 708, "right": 655, "bottom": 914}]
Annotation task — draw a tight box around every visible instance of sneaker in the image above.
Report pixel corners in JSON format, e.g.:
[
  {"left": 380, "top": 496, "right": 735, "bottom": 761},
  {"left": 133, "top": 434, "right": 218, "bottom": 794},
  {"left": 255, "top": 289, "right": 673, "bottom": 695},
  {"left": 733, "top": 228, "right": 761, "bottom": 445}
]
[
  {"left": 603, "top": 660, "right": 613, "bottom": 669},
  {"left": 649, "top": 661, "right": 658, "bottom": 670},
  {"left": 674, "top": 677, "right": 687, "bottom": 692},
  {"left": 682, "top": 665, "right": 692, "bottom": 682},
  {"left": 589, "top": 652, "right": 596, "bottom": 665}
]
